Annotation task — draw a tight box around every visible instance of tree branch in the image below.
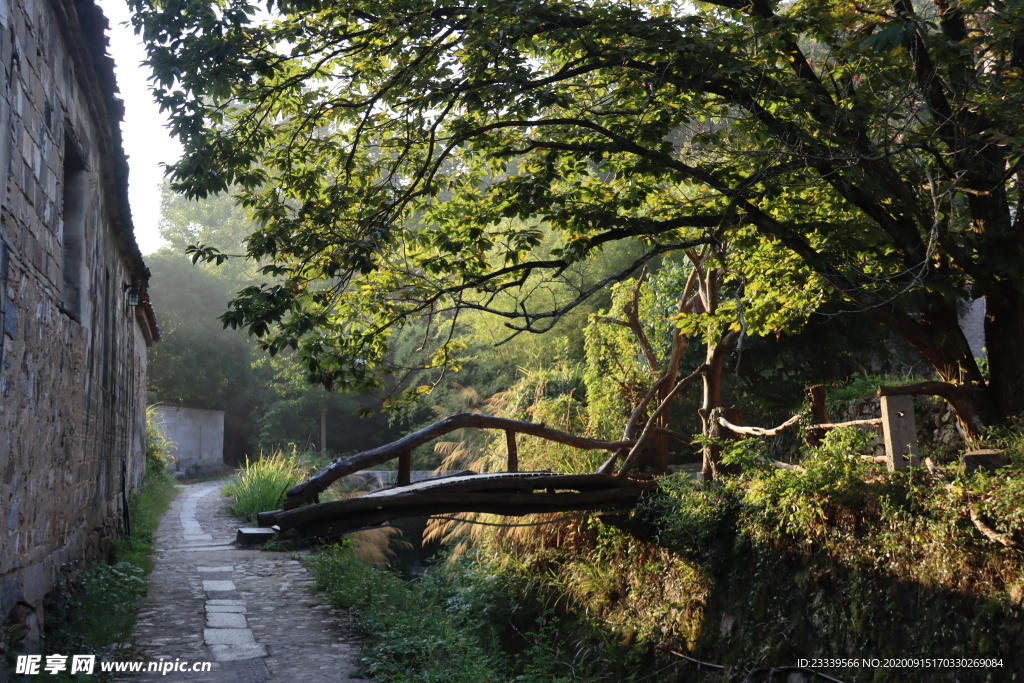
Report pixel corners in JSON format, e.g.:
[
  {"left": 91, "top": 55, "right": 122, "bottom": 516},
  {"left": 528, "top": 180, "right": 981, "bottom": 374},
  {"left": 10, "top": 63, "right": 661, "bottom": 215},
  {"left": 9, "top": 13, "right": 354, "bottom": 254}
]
[
  {"left": 877, "top": 381, "right": 960, "bottom": 401},
  {"left": 618, "top": 364, "right": 708, "bottom": 476},
  {"left": 717, "top": 411, "right": 807, "bottom": 437}
]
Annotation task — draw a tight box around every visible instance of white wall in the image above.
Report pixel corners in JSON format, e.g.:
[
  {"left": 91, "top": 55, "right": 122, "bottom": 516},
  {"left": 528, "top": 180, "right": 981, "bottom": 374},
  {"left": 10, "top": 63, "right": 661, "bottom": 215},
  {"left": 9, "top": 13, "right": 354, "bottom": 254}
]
[{"left": 155, "top": 406, "right": 225, "bottom": 477}]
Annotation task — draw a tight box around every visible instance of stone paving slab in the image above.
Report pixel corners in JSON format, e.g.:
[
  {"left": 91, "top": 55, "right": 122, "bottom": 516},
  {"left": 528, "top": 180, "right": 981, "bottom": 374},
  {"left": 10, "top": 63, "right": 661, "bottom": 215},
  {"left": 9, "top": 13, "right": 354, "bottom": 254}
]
[
  {"left": 206, "top": 605, "right": 247, "bottom": 614},
  {"left": 204, "top": 628, "right": 255, "bottom": 645},
  {"left": 114, "top": 481, "right": 364, "bottom": 682},
  {"left": 209, "top": 644, "right": 270, "bottom": 663},
  {"left": 207, "top": 613, "right": 247, "bottom": 628},
  {"left": 202, "top": 580, "right": 237, "bottom": 592}
]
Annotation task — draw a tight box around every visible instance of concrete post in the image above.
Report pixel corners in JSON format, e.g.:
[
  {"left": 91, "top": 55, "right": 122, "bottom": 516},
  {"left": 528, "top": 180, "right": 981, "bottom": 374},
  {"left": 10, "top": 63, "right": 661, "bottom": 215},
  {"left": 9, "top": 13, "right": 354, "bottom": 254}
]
[{"left": 881, "top": 395, "right": 919, "bottom": 471}]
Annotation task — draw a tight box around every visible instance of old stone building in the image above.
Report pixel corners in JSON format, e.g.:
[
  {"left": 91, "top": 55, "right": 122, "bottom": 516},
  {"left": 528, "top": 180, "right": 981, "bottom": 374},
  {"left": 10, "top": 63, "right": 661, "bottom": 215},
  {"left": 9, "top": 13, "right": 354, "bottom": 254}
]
[{"left": 0, "top": 0, "right": 157, "bottom": 648}]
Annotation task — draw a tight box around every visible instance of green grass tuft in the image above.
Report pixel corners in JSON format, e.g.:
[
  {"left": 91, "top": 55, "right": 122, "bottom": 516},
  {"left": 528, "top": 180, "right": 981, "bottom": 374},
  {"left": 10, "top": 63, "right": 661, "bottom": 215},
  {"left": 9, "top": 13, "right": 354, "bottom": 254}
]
[{"left": 222, "top": 450, "right": 320, "bottom": 523}]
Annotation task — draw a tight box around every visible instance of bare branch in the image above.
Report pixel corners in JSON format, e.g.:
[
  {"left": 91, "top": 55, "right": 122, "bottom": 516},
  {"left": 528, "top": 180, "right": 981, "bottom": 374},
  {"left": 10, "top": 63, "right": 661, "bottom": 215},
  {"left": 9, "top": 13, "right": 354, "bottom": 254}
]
[
  {"left": 717, "top": 411, "right": 808, "bottom": 437},
  {"left": 618, "top": 364, "right": 709, "bottom": 476},
  {"left": 877, "top": 381, "right": 960, "bottom": 400},
  {"left": 804, "top": 418, "right": 883, "bottom": 430}
]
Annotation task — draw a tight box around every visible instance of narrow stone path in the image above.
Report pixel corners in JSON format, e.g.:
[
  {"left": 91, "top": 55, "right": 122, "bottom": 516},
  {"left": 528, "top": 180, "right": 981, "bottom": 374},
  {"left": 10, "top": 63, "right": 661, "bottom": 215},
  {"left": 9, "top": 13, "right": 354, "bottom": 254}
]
[{"left": 118, "top": 481, "right": 364, "bottom": 682}]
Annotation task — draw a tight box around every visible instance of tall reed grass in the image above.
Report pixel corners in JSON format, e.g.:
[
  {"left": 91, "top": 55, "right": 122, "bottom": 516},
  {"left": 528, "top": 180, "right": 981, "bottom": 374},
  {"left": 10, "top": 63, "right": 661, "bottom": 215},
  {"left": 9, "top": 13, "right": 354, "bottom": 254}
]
[{"left": 223, "top": 450, "right": 318, "bottom": 522}]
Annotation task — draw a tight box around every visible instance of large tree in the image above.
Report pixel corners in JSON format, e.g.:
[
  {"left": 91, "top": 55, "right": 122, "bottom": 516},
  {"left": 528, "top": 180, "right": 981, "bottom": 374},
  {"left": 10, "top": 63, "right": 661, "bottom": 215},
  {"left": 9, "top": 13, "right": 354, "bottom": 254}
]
[{"left": 130, "top": 0, "right": 1024, "bottom": 437}]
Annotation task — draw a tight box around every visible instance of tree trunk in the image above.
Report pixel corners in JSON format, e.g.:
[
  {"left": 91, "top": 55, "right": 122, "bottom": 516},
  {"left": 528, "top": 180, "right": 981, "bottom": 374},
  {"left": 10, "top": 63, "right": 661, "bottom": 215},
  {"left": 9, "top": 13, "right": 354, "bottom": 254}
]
[
  {"left": 983, "top": 286, "right": 1024, "bottom": 421},
  {"left": 651, "top": 380, "right": 673, "bottom": 472},
  {"left": 700, "top": 329, "right": 740, "bottom": 479},
  {"left": 869, "top": 301, "right": 1000, "bottom": 439},
  {"left": 320, "top": 405, "right": 327, "bottom": 457},
  {"left": 805, "top": 384, "right": 829, "bottom": 447}
]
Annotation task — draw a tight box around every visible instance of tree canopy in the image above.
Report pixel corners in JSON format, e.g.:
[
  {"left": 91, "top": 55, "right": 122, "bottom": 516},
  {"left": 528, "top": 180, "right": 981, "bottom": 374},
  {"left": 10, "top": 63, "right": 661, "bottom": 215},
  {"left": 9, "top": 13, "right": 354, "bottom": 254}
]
[{"left": 130, "top": 0, "right": 1024, "bottom": 435}]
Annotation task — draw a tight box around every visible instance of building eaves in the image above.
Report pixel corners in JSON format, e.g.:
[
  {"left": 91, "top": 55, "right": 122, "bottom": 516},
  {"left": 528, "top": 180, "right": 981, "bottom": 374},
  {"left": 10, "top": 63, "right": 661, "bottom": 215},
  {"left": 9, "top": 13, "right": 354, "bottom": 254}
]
[{"left": 48, "top": 0, "right": 151, "bottom": 289}]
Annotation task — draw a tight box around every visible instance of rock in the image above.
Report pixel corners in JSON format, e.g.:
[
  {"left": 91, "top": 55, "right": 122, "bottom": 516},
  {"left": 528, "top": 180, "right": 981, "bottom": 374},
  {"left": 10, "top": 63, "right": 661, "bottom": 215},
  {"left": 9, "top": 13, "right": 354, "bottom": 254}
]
[
  {"left": 962, "top": 449, "right": 1010, "bottom": 474},
  {"left": 235, "top": 527, "right": 276, "bottom": 545},
  {"left": 5, "top": 601, "right": 42, "bottom": 654}
]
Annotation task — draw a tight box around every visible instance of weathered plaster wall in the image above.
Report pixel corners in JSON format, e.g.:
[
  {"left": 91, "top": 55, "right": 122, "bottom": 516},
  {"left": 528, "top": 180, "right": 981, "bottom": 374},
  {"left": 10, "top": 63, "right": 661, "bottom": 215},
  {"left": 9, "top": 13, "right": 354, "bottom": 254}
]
[
  {"left": 0, "top": 0, "right": 152, "bottom": 644},
  {"left": 155, "top": 406, "right": 225, "bottom": 477}
]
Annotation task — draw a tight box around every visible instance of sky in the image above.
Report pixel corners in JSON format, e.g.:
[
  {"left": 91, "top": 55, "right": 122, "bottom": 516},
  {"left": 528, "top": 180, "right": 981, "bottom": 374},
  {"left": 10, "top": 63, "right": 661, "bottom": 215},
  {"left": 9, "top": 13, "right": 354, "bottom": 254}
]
[{"left": 97, "top": 0, "right": 180, "bottom": 255}]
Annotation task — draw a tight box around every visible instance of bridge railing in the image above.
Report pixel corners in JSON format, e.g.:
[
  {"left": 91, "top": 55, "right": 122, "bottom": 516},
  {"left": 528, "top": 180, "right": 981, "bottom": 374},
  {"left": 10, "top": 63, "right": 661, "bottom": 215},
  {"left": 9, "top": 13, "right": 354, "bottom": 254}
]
[
  {"left": 715, "top": 384, "right": 925, "bottom": 472},
  {"left": 282, "top": 412, "right": 637, "bottom": 510}
]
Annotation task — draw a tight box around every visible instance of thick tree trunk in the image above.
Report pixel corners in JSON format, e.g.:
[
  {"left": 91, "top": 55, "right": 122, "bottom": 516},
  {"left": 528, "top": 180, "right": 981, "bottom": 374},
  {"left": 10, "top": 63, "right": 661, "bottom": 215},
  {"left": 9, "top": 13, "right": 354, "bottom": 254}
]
[
  {"left": 983, "top": 287, "right": 1024, "bottom": 420},
  {"left": 870, "top": 301, "right": 1000, "bottom": 439}
]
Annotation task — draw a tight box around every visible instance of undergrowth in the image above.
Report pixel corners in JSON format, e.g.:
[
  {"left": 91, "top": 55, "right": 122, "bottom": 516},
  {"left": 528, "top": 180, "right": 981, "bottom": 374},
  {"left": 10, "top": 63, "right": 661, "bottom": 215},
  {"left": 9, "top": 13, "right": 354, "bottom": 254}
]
[
  {"left": 40, "top": 470, "right": 178, "bottom": 679},
  {"left": 408, "top": 425, "right": 1024, "bottom": 682},
  {"left": 302, "top": 371, "right": 1023, "bottom": 683},
  {"left": 305, "top": 544, "right": 657, "bottom": 682}
]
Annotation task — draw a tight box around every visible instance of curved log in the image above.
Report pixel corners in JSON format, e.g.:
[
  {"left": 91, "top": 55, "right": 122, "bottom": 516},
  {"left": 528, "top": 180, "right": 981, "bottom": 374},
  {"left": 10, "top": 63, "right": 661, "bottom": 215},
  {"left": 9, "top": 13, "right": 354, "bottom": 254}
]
[
  {"left": 275, "top": 472, "right": 649, "bottom": 527},
  {"left": 295, "top": 488, "right": 651, "bottom": 538},
  {"left": 283, "top": 413, "right": 637, "bottom": 509},
  {"left": 268, "top": 473, "right": 654, "bottom": 535}
]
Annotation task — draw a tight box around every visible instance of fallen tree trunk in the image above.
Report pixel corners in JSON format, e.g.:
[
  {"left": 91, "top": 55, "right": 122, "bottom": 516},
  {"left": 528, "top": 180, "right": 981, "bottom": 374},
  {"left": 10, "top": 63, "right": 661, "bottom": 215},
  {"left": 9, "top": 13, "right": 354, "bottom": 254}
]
[
  {"left": 283, "top": 413, "right": 636, "bottom": 509},
  {"left": 269, "top": 472, "right": 653, "bottom": 537},
  {"left": 274, "top": 473, "right": 648, "bottom": 525},
  {"left": 301, "top": 490, "right": 649, "bottom": 538}
]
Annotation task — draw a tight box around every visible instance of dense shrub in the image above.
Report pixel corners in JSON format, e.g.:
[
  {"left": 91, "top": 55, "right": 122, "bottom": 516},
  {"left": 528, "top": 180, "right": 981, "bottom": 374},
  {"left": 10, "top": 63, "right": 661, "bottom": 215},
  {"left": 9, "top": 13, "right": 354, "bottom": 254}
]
[{"left": 144, "top": 405, "right": 175, "bottom": 475}]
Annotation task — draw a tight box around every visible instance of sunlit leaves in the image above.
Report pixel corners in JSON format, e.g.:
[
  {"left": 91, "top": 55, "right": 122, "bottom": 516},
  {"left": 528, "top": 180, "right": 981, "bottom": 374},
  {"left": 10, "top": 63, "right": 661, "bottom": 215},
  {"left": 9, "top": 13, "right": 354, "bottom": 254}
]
[{"left": 130, "top": 0, "right": 1024, "bottom": 395}]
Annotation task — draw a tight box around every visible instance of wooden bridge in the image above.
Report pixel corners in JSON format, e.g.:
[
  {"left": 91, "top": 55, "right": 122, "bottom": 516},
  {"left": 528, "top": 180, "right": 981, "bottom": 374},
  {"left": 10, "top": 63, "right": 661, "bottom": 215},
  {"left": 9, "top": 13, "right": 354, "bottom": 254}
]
[
  {"left": 254, "top": 412, "right": 661, "bottom": 539},
  {"left": 252, "top": 386, "right": 920, "bottom": 540}
]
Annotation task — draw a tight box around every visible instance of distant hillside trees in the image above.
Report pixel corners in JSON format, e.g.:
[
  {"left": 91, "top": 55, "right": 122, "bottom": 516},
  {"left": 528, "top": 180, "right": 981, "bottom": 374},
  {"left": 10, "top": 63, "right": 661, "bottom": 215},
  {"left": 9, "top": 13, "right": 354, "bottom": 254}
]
[{"left": 147, "top": 186, "right": 401, "bottom": 461}]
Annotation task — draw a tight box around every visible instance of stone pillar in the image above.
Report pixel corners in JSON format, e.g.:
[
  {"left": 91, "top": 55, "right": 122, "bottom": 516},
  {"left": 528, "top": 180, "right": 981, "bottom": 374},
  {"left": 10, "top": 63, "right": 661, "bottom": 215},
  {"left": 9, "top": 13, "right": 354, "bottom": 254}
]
[{"left": 881, "top": 395, "right": 919, "bottom": 471}]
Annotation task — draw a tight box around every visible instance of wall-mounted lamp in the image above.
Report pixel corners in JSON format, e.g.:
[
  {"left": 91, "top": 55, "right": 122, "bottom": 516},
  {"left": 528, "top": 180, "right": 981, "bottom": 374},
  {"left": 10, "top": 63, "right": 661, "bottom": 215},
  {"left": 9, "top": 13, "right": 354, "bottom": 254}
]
[{"left": 123, "top": 283, "right": 141, "bottom": 307}]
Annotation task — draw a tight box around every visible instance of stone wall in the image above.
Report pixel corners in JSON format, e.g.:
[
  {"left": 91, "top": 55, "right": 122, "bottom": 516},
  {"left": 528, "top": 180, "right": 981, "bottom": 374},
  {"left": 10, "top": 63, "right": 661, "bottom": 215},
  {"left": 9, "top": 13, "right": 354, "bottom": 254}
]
[
  {"left": 0, "top": 0, "right": 155, "bottom": 648},
  {"left": 155, "top": 406, "right": 225, "bottom": 477}
]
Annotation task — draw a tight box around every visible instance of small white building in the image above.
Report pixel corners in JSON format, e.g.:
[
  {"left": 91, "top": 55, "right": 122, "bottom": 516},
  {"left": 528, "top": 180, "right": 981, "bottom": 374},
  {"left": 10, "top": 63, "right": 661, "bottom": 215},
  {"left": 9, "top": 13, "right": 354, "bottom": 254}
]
[{"left": 155, "top": 406, "right": 225, "bottom": 477}]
